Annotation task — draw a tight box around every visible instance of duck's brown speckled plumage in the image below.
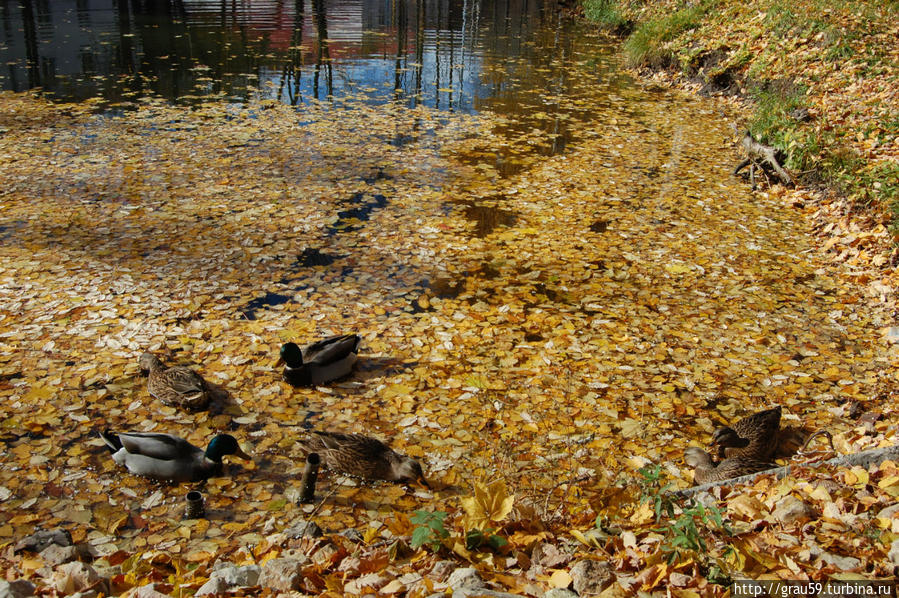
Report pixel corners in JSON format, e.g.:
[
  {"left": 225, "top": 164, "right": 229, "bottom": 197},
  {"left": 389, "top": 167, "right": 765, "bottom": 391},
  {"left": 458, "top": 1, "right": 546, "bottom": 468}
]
[
  {"left": 298, "top": 431, "right": 426, "bottom": 485},
  {"left": 684, "top": 447, "right": 775, "bottom": 485},
  {"left": 712, "top": 406, "right": 781, "bottom": 460},
  {"left": 140, "top": 352, "right": 210, "bottom": 411}
]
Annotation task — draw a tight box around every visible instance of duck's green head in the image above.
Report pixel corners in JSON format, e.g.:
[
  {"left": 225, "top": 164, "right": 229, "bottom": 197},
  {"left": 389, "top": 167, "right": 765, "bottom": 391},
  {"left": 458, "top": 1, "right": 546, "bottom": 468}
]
[
  {"left": 278, "top": 342, "right": 304, "bottom": 369},
  {"left": 206, "top": 434, "right": 252, "bottom": 463}
]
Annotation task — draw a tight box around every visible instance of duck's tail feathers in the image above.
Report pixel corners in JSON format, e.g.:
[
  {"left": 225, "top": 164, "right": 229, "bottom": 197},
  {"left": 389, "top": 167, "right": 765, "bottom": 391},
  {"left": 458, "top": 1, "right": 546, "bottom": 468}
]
[{"left": 99, "top": 430, "right": 122, "bottom": 453}]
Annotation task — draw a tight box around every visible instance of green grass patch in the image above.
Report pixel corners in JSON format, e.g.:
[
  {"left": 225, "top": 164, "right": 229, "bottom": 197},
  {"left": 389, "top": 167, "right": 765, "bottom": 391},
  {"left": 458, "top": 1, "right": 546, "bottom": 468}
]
[
  {"left": 861, "top": 161, "right": 899, "bottom": 216},
  {"left": 623, "top": 1, "right": 717, "bottom": 67},
  {"left": 747, "top": 80, "right": 808, "bottom": 164},
  {"left": 583, "top": 0, "right": 629, "bottom": 30}
]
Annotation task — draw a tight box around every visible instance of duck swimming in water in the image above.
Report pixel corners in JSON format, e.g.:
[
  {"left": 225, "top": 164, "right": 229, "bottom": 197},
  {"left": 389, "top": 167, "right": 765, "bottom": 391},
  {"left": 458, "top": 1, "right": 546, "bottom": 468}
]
[
  {"left": 100, "top": 430, "right": 251, "bottom": 483},
  {"left": 278, "top": 334, "right": 361, "bottom": 386}
]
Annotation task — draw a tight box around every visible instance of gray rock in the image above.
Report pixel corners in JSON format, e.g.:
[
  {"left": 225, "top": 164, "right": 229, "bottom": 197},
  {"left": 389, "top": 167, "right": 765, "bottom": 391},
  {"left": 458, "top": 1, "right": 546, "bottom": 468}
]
[
  {"left": 544, "top": 590, "right": 579, "bottom": 598},
  {"left": 284, "top": 519, "right": 323, "bottom": 539},
  {"left": 890, "top": 539, "right": 899, "bottom": 569},
  {"left": 337, "top": 556, "right": 361, "bottom": 576},
  {"left": 52, "top": 562, "right": 104, "bottom": 595},
  {"left": 569, "top": 559, "right": 614, "bottom": 596},
  {"left": 15, "top": 529, "right": 72, "bottom": 553},
  {"left": 339, "top": 528, "right": 364, "bottom": 543},
  {"left": 312, "top": 543, "right": 339, "bottom": 566},
  {"left": 772, "top": 495, "right": 816, "bottom": 525},
  {"left": 804, "top": 542, "right": 861, "bottom": 572},
  {"left": 452, "top": 590, "right": 522, "bottom": 598},
  {"left": 195, "top": 564, "right": 261, "bottom": 595},
  {"left": 0, "top": 580, "right": 35, "bottom": 598},
  {"left": 258, "top": 557, "right": 306, "bottom": 592},
  {"left": 429, "top": 560, "right": 457, "bottom": 582},
  {"left": 344, "top": 573, "right": 387, "bottom": 594},
  {"left": 819, "top": 552, "right": 861, "bottom": 571},
  {"left": 125, "top": 583, "right": 171, "bottom": 598},
  {"left": 446, "top": 567, "right": 484, "bottom": 590},
  {"left": 532, "top": 542, "right": 571, "bottom": 569},
  {"left": 39, "top": 544, "right": 79, "bottom": 567},
  {"left": 195, "top": 577, "right": 227, "bottom": 596},
  {"left": 879, "top": 503, "right": 899, "bottom": 519}
]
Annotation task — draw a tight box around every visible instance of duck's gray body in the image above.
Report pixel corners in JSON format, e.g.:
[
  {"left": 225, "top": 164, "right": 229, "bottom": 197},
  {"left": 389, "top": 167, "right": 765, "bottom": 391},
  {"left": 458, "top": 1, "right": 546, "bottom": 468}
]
[
  {"left": 282, "top": 334, "right": 361, "bottom": 386},
  {"left": 100, "top": 431, "right": 221, "bottom": 482}
]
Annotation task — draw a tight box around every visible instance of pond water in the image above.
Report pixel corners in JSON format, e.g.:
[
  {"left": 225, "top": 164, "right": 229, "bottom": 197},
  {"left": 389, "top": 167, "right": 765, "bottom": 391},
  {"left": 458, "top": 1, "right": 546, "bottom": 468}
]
[
  {"left": 2, "top": 0, "right": 624, "bottom": 139},
  {"left": 1, "top": 0, "right": 641, "bottom": 184}
]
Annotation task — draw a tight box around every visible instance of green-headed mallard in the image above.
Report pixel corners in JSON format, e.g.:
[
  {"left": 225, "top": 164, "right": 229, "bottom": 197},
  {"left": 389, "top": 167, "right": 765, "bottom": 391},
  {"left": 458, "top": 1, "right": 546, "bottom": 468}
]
[
  {"left": 684, "top": 447, "right": 774, "bottom": 485},
  {"left": 278, "top": 334, "right": 361, "bottom": 387},
  {"left": 139, "top": 352, "right": 210, "bottom": 411},
  {"left": 712, "top": 405, "right": 781, "bottom": 460},
  {"left": 298, "top": 431, "right": 427, "bottom": 486},
  {"left": 100, "top": 430, "right": 251, "bottom": 482}
]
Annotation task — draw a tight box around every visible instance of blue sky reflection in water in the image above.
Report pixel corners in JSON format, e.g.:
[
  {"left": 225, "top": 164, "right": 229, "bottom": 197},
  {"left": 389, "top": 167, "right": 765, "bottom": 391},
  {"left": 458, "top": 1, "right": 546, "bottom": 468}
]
[{"left": 0, "top": 0, "right": 618, "bottom": 115}]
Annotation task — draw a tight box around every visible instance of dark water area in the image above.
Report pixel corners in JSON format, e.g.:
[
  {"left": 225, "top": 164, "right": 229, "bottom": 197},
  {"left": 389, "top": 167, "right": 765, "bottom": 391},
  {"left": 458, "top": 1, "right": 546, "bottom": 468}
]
[
  {"left": 0, "top": 0, "right": 629, "bottom": 163},
  {"left": 0, "top": 0, "right": 604, "bottom": 107}
]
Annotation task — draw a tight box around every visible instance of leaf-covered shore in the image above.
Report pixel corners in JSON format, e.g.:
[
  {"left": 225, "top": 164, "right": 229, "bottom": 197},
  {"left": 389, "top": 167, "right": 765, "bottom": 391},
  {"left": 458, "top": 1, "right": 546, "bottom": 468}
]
[
  {"left": 584, "top": 0, "right": 898, "bottom": 254},
  {"left": 1, "top": 14, "right": 898, "bottom": 595}
]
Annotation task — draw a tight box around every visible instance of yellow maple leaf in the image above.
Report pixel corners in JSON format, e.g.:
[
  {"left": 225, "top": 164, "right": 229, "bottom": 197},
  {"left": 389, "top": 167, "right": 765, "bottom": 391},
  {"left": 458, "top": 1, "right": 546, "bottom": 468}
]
[{"left": 461, "top": 479, "right": 514, "bottom": 530}]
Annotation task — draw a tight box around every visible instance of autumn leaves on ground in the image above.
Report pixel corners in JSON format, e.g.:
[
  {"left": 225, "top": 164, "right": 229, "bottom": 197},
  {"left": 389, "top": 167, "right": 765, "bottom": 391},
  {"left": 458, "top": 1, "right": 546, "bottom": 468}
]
[{"left": 1, "top": 13, "right": 898, "bottom": 598}]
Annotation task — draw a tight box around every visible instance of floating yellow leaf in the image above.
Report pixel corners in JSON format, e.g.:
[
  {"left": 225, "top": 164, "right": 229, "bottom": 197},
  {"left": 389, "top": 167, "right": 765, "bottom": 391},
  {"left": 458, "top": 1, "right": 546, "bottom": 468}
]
[
  {"left": 618, "top": 418, "right": 642, "bottom": 439},
  {"left": 664, "top": 263, "right": 692, "bottom": 275}
]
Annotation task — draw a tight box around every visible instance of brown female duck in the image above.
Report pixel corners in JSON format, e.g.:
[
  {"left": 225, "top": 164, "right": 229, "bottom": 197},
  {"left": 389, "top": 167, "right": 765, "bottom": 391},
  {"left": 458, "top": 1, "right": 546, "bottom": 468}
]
[
  {"left": 712, "top": 405, "right": 781, "bottom": 460},
  {"left": 139, "top": 352, "right": 210, "bottom": 411},
  {"left": 684, "top": 447, "right": 775, "bottom": 485},
  {"left": 298, "top": 431, "right": 427, "bottom": 486}
]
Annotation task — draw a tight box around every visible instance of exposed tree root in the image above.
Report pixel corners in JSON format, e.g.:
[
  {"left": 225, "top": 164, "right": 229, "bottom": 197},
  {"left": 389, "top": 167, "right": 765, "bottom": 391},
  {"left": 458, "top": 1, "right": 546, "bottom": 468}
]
[{"left": 732, "top": 128, "right": 793, "bottom": 189}]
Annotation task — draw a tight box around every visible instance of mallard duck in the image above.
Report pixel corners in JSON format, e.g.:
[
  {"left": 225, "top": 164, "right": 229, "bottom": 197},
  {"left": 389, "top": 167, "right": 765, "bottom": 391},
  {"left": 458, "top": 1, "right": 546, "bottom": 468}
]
[
  {"left": 684, "top": 447, "right": 774, "bottom": 485},
  {"left": 297, "top": 431, "right": 428, "bottom": 486},
  {"left": 712, "top": 405, "right": 781, "bottom": 460},
  {"left": 278, "top": 334, "right": 361, "bottom": 386},
  {"left": 100, "top": 430, "right": 251, "bottom": 482},
  {"left": 139, "top": 352, "right": 210, "bottom": 410}
]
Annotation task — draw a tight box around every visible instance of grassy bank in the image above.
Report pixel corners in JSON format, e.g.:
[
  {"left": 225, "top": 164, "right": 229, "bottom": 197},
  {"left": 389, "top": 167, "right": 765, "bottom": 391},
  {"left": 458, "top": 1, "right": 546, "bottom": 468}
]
[{"left": 584, "top": 0, "right": 899, "bottom": 231}]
